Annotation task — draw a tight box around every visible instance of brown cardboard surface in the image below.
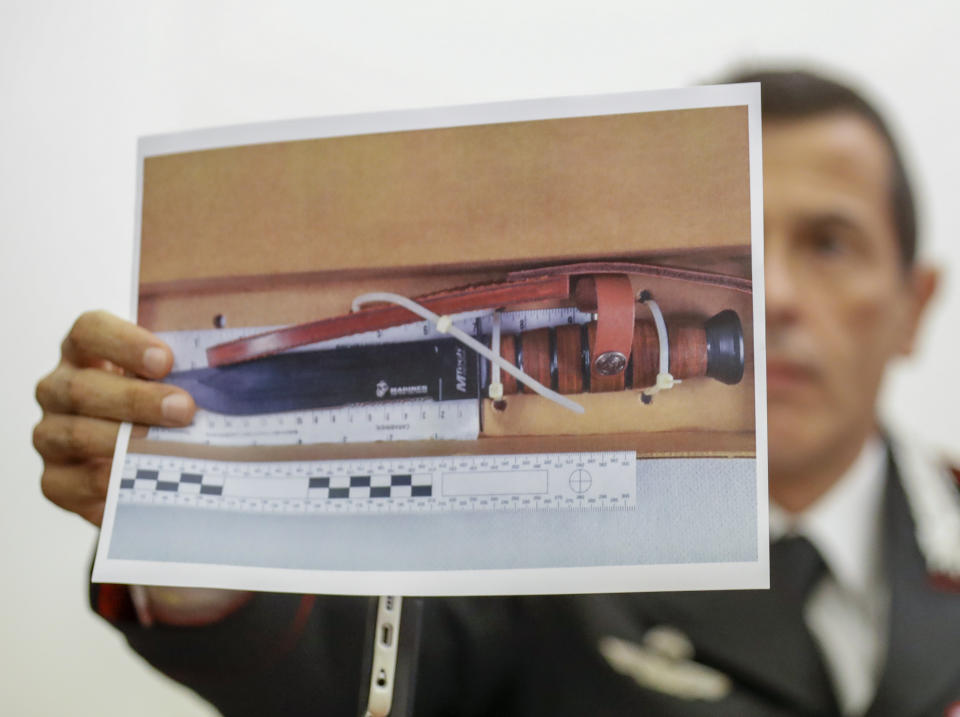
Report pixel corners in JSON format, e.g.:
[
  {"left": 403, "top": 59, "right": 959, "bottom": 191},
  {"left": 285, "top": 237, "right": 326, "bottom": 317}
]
[
  {"left": 482, "top": 380, "right": 754, "bottom": 436},
  {"left": 140, "top": 106, "right": 749, "bottom": 284}
]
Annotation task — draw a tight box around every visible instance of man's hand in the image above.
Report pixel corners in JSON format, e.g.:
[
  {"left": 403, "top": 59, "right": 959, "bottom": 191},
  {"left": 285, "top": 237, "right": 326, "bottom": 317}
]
[
  {"left": 35, "top": 312, "right": 253, "bottom": 626},
  {"left": 33, "top": 310, "right": 196, "bottom": 525}
]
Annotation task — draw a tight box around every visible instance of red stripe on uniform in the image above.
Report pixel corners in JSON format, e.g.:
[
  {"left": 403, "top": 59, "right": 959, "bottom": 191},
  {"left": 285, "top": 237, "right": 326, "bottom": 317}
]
[
  {"left": 276, "top": 595, "right": 317, "bottom": 656},
  {"left": 930, "top": 572, "right": 960, "bottom": 593}
]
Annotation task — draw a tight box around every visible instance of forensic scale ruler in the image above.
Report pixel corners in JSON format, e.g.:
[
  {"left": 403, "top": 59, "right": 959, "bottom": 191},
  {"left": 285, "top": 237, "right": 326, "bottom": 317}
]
[
  {"left": 148, "top": 307, "right": 593, "bottom": 446},
  {"left": 118, "top": 450, "right": 637, "bottom": 514}
]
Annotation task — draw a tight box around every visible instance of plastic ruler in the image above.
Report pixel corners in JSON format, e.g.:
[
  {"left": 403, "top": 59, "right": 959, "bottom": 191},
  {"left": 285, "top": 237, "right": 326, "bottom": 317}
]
[
  {"left": 148, "top": 307, "right": 592, "bottom": 445},
  {"left": 118, "top": 450, "right": 637, "bottom": 514}
]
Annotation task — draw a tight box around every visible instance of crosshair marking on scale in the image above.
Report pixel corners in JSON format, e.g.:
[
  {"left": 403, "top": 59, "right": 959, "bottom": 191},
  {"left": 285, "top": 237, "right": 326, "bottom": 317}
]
[{"left": 569, "top": 469, "right": 592, "bottom": 493}]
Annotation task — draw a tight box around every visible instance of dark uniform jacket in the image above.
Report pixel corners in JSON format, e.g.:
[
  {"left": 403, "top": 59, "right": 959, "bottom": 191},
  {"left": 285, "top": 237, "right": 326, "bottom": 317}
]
[{"left": 93, "top": 450, "right": 960, "bottom": 717}]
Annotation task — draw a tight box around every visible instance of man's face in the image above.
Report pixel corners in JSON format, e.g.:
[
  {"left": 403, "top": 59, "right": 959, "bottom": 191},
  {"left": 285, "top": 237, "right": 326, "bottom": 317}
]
[{"left": 763, "top": 113, "right": 932, "bottom": 479}]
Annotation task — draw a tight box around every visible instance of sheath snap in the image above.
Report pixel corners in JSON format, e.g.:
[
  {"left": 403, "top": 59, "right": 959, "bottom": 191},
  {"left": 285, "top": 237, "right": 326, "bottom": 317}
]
[{"left": 595, "top": 351, "right": 627, "bottom": 376}]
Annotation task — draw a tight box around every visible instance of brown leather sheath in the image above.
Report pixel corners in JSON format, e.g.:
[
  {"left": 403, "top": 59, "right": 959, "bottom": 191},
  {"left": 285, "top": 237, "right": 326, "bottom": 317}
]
[{"left": 206, "top": 261, "right": 751, "bottom": 367}]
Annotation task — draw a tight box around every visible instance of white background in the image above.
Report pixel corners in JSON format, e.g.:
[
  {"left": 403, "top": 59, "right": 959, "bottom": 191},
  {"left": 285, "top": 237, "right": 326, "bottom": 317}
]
[{"left": 2, "top": 1, "right": 957, "bottom": 714}]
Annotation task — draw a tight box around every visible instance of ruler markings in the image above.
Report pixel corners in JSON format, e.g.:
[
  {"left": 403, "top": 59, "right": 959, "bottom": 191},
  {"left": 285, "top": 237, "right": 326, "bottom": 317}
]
[{"left": 119, "top": 451, "right": 637, "bottom": 515}]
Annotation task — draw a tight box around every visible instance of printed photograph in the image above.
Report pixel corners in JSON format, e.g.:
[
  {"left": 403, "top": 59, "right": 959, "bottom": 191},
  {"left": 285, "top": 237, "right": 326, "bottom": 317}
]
[{"left": 94, "top": 86, "right": 766, "bottom": 595}]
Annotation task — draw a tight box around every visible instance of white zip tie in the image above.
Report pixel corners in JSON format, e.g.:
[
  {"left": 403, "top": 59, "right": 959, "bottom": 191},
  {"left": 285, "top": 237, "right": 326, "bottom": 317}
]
[
  {"left": 352, "top": 293, "right": 584, "bottom": 414},
  {"left": 489, "top": 310, "right": 504, "bottom": 401},
  {"left": 639, "top": 294, "right": 679, "bottom": 398}
]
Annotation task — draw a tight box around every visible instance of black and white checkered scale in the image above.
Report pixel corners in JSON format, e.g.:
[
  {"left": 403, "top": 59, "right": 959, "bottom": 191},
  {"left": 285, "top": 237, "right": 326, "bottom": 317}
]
[
  {"left": 120, "top": 469, "right": 433, "bottom": 500},
  {"left": 121, "top": 469, "right": 224, "bottom": 496},
  {"left": 307, "top": 474, "right": 432, "bottom": 499}
]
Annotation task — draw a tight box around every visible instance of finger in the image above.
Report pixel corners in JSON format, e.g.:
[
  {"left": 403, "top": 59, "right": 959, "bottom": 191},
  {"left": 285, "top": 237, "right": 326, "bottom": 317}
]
[
  {"left": 40, "top": 460, "right": 111, "bottom": 526},
  {"left": 61, "top": 310, "right": 174, "bottom": 379},
  {"left": 87, "top": 358, "right": 126, "bottom": 375},
  {"left": 33, "top": 414, "right": 120, "bottom": 463},
  {"left": 36, "top": 364, "right": 196, "bottom": 426}
]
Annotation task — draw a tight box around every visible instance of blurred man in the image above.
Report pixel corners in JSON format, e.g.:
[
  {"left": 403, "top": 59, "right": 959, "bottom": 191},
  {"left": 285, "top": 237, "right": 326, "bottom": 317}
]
[{"left": 34, "top": 70, "right": 959, "bottom": 716}]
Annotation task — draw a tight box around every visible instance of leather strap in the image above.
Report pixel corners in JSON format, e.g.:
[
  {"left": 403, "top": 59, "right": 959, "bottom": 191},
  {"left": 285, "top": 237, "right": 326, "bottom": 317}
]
[
  {"left": 574, "top": 275, "right": 635, "bottom": 377},
  {"left": 207, "top": 261, "right": 751, "bottom": 366},
  {"left": 508, "top": 261, "right": 753, "bottom": 294}
]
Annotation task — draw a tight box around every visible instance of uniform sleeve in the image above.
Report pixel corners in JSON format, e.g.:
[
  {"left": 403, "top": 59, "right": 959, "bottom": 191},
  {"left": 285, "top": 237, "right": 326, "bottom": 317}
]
[{"left": 90, "top": 583, "right": 372, "bottom": 717}]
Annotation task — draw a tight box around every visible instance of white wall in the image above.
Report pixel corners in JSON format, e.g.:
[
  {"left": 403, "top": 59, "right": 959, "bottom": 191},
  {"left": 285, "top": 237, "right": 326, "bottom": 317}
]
[{"left": 2, "top": 2, "right": 957, "bottom": 714}]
